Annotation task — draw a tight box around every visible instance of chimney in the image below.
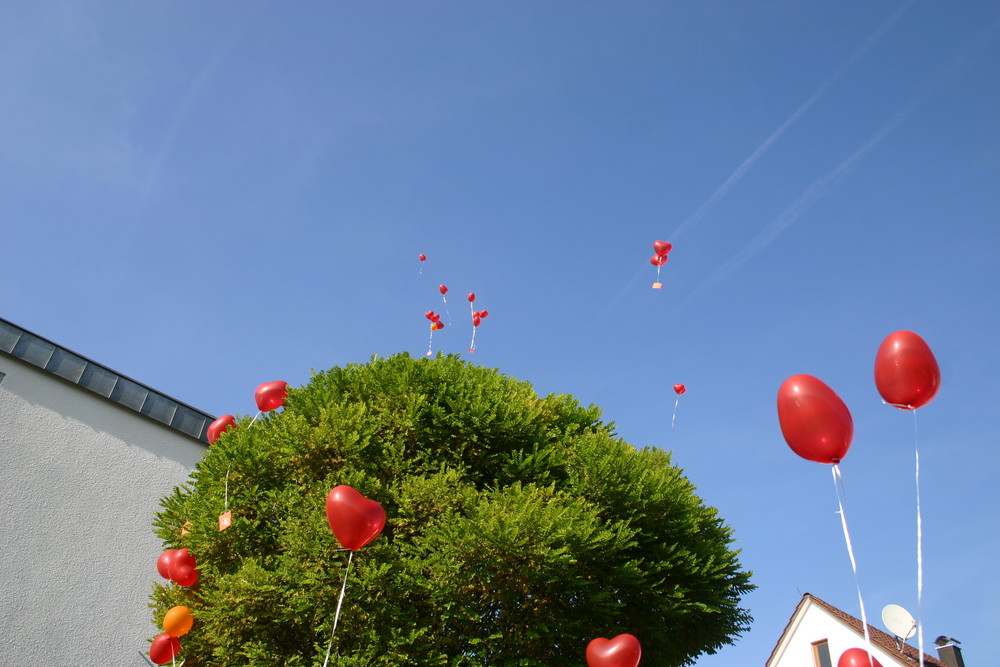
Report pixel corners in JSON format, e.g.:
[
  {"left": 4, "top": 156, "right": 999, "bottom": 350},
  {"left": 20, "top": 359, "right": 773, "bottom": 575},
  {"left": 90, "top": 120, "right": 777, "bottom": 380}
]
[{"left": 935, "top": 640, "right": 966, "bottom": 667}]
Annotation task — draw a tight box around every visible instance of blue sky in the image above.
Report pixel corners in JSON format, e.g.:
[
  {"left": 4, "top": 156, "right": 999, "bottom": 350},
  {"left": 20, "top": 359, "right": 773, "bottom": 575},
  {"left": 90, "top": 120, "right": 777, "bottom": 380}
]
[{"left": 2, "top": 2, "right": 998, "bottom": 664}]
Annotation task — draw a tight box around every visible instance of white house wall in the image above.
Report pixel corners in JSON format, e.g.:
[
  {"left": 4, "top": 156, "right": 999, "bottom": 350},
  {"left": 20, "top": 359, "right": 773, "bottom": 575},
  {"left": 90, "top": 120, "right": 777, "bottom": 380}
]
[{"left": 0, "top": 354, "right": 206, "bottom": 666}]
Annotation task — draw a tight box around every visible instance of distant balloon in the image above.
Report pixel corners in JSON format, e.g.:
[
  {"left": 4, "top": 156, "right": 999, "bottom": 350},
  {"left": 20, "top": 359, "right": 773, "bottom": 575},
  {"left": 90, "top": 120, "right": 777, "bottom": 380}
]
[
  {"left": 874, "top": 330, "right": 940, "bottom": 410},
  {"left": 777, "top": 374, "right": 854, "bottom": 464},
  {"left": 467, "top": 292, "right": 476, "bottom": 302},
  {"left": 255, "top": 381, "right": 288, "bottom": 413},
  {"left": 653, "top": 240, "right": 672, "bottom": 256},
  {"left": 439, "top": 284, "right": 448, "bottom": 295},
  {"left": 419, "top": 253, "right": 426, "bottom": 261},
  {"left": 479, "top": 310, "right": 489, "bottom": 318},
  {"left": 673, "top": 384, "right": 686, "bottom": 395},
  {"left": 650, "top": 254, "right": 667, "bottom": 267}
]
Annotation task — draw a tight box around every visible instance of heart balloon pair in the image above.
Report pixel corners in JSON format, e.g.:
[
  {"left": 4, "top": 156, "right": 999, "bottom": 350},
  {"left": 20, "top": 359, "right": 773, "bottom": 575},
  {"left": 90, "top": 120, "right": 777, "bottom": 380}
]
[
  {"left": 587, "top": 633, "right": 641, "bottom": 667},
  {"left": 777, "top": 331, "right": 939, "bottom": 464},
  {"left": 157, "top": 548, "right": 198, "bottom": 587}
]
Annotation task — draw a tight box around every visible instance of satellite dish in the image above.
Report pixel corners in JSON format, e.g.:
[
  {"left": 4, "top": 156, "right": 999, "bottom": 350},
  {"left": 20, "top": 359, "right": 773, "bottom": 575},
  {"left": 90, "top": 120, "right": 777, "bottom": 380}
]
[{"left": 882, "top": 604, "right": 916, "bottom": 641}]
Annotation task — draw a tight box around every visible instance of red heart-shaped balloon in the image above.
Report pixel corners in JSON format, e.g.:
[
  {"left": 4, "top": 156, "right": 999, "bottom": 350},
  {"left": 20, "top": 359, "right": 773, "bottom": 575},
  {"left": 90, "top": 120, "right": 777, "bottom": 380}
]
[
  {"left": 838, "top": 647, "right": 884, "bottom": 667},
  {"left": 874, "top": 330, "right": 940, "bottom": 410},
  {"left": 325, "top": 485, "right": 386, "bottom": 552},
  {"left": 255, "top": 381, "right": 288, "bottom": 412},
  {"left": 207, "top": 414, "right": 237, "bottom": 444},
  {"left": 673, "top": 384, "right": 686, "bottom": 395},
  {"left": 650, "top": 254, "right": 667, "bottom": 267},
  {"left": 168, "top": 548, "right": 198, "bottom": 587},
  {"left": 156, "top": 549, "right": 179, "bottom": 579},
  {"left": 653, "top": 240, "right": 672, "bottom": 256},
  {"left": 149, "top": 633, "right": 181, "bottom": 665},
  {"left": 586, "top": 634, "right": 642, "bottom": 667},
  {"left": 777, "top": 374, "right": 853, "bottom": 464}
]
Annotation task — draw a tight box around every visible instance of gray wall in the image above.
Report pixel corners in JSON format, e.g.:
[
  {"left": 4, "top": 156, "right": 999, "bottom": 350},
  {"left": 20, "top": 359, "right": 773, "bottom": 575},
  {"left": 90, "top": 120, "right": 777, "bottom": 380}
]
[{"left": 0, "top": 354, "right": 206, "bottom": 666}]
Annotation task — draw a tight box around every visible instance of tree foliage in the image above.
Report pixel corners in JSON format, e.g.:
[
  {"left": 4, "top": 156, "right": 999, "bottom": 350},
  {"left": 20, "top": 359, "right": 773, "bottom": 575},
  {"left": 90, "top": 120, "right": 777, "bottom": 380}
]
[{"left": 152, "top": 353, "right": 752, "bottom": 665}]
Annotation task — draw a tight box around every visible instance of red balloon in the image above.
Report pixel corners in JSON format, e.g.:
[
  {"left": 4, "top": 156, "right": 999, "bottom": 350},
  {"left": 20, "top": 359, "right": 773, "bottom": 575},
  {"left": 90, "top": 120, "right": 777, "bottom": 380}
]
[
  {"left": 419, "top": 253, "right": 426, "bottom": 261},
  {"left": 777, "top": 374, "right": 854, "bottom": 464},
  {"left": 439, "top": 284, "right": 448, "bottom": 295},
  {"left": 650, "top": 254, "right": 667, "bottom": 267},
  {"left": 434, "top": 321, "right": 444, "bottom": 330},
  {"left": 479, "top": 310, "right": 489, "bottom": 318},
  {"left": 424, "top": 310, "right": 437, "bottom": 321},
  {"left": 156, "top": 549, "right": 179, "bottom": 579},
  {"left": 468, "top": 292, "right": 476, "bottom": 302},
  {"left": 838, "top": 647, "right": 884, "bottom": 667},
  {"left": 653, "top": 240, "right": 672, "bottom": 256},
  {"left": 473, "top": 316, "right": 481, "bottom": 327},
  {"left": 255, "top": 381, "right": 288, "bottom": 412},
  {"left": 207, "top": 414, "right": 237, "bottom": 445},
  {"left": 586, "top": 634, "right": 642, "bottom": 667},
  {"left": 149, "top": 633, "right": 181, "bottom": 665},
  {"left": 673, "top": 384, "right": 686, "bottom": 395},
  {"left": 874, "top": 330, "right": 940, "bottom": 410},
  {"left": 325, "top": 485, "right": 386, "bottom": 551},
  {"left": 168, "top": 548, "right": 198, "bottom": 588}
]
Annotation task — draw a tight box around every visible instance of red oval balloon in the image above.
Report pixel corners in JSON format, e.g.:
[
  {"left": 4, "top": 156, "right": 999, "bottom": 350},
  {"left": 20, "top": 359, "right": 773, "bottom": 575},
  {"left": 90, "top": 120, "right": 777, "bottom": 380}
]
[
  {"left": 473, "top": 316, "right": 481, "bottom": 327},
  {"left": 777, "top": 374, "right": 854, "bottom": 464},
  {"left": 207, "top": 414, "right": 237, "bottom": 445},
  {"left": 424, "top": 310, "right": 436, "bottom": 321},
  {"left": 479, "top": 310, "right": 489, "bottom": 318},
  {"left": 874, "top": 330, "right": 940, "bottom": 410},
  {"left": 435, "top": 321, "right": 444, "bottom": 330},
  {"left": 467, "top": 292, "right": 476, "bottom": 302},
  {"left": 439, "top": 284, "right": 448, "bottom": 295},
  {"left": 156, "top": 549, "right": 179, "bottom": 579},
  {"left": 168, "top": 548, "right": 198, "bottom": 587},
  {"left": 653, "top": 240, "right": 672, "bottom": 256},
  {"left": 838, "top": 647, "right": 884, "bottom": 667},
  {"left": 650, "top": 254, "right": 667, "bottom": 267},
  {"left": 255, "top": 381, "right": 288, "bottom": 412},
  {"left": 419, "top": 253, "right": 426, "bottom": 261},
  {"left": 673, "top": 384, "right": 686, "bottom": 395},
  {"left": 325, "top": 485, "right": 386, "bottom": 551},
  {"left": 586, "top": 633, "right": 642, "bottom": 667},
  {"left": 149, "top": 633, "right": 181, "bottom": 665}
]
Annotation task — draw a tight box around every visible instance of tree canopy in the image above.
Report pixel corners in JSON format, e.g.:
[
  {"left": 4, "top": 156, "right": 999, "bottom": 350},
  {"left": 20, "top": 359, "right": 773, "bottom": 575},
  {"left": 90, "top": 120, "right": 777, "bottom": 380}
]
[{"left": 152, "top": 353, "right": 753, "bottom": 665}]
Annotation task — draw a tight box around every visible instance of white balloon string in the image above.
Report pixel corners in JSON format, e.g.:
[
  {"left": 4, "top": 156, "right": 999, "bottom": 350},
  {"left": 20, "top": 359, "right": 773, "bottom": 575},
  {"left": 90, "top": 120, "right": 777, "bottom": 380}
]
[
  {"left": 427, "top": 328, "right": 434, "bottom": 357},
  {"left": 322, "top": 550, "right": 355, "bottom": 667},
  {"left": 832, "top": 464, "right": 874, "bottom": 664},
  {"left": 224, "top": 469, "right": 230, "bottom": 512},
  {"left": 469, "top": 326, "right": 477, "bottom": 353},
  {"left": 913, "top": 410, "right": 925, "bottom": 667},
  {"left": 442, "top": 295, "right": 452, "bottom": 325},
  {"left": 671, "top": 398, "right": 679, "bottom": 428},
  {"left": 249, "top": 410, "right": 262, "bottom": 426}
]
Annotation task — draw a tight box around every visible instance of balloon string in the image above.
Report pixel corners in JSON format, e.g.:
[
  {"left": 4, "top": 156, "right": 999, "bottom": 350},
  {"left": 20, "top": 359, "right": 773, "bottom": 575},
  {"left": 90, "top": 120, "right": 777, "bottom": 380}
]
[
  {"left": 427, "top": 328, "right": 434, "bottom": 357},
  {"left": 224, "top": 469, "right": 230, "bottom": 512},
  {"left": 322, "top": 550, "right": 355, "bottom": 667},
  {"left": 249, "top": 411, "right": 262, "bottom": 426},
  {"left": 469, "top": 326, "right": 477, "bottom": 354},
  {"left": 832, "top": 464, "right": 875, "bottom": 664},
  {"left": 913, "top": 410, "right": 925, "bottom": 667},
  {"left": 671, "top": 398, "right": 679, "bottom": 428}
]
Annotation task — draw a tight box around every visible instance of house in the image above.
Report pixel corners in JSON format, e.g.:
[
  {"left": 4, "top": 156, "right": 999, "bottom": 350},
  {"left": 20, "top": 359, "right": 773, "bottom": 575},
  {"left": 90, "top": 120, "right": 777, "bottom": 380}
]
[
  {"left": 767, "top": 593, "right": 967, "bottom": 667},
  {"left": 0, "top": 317, "right": 211, "bottom": 665}
]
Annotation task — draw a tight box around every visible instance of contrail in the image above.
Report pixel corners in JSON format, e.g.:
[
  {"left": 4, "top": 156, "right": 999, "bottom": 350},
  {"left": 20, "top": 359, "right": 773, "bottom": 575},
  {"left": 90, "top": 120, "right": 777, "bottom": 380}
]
[
  {"left": 686, "top": 14, "right": 1000, "bottom": 299},
  {"left": 668, "top": 0, "right": 916, "bottom": 243}
]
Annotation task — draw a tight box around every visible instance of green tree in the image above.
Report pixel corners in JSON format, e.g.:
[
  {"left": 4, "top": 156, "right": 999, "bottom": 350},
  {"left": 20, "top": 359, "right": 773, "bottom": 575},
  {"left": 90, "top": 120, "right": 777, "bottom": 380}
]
[{"left": 151, "top": 353, "right": 752, "bottom": 666}]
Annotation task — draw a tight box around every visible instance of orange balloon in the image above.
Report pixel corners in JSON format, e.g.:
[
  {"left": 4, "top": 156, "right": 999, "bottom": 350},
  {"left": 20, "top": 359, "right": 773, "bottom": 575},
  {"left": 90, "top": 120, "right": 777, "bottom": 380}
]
[{"left": 163, "top": 605, "right": 194, "bottom": 638}]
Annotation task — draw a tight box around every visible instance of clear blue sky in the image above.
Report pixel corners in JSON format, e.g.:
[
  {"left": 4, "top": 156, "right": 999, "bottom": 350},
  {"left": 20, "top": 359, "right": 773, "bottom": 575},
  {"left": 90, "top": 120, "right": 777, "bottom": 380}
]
[{"left": 3, "top": 2, "right": 998, "bottom": 665}]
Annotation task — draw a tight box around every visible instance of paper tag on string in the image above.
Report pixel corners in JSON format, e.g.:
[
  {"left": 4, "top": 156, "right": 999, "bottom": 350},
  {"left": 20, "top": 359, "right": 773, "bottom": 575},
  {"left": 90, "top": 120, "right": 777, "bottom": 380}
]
[{"left": 218, "top": 511, "right": 232, "bottom": 531}]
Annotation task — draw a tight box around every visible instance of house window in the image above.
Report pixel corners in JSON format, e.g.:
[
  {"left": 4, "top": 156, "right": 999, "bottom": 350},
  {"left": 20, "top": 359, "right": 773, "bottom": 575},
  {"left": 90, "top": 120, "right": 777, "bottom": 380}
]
[{"left": 812, "top": 640, "right": 833, "bottom": 667}]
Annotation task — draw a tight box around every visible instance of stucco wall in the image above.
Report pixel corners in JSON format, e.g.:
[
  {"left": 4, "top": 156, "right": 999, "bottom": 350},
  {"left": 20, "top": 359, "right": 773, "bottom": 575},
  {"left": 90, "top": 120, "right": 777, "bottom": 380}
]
[{"left": 0, "top": 354, "right": 206, "bottom": 666}]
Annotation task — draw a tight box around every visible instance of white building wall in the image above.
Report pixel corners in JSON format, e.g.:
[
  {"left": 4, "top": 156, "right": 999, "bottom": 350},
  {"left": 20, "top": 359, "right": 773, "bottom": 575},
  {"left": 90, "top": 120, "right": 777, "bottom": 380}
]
[
  {"left": 0, "top": 354, "right": 205, "bottom": 666},
  {"left": 769, "top": 600, "right": 905, "bottom": 667}
]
